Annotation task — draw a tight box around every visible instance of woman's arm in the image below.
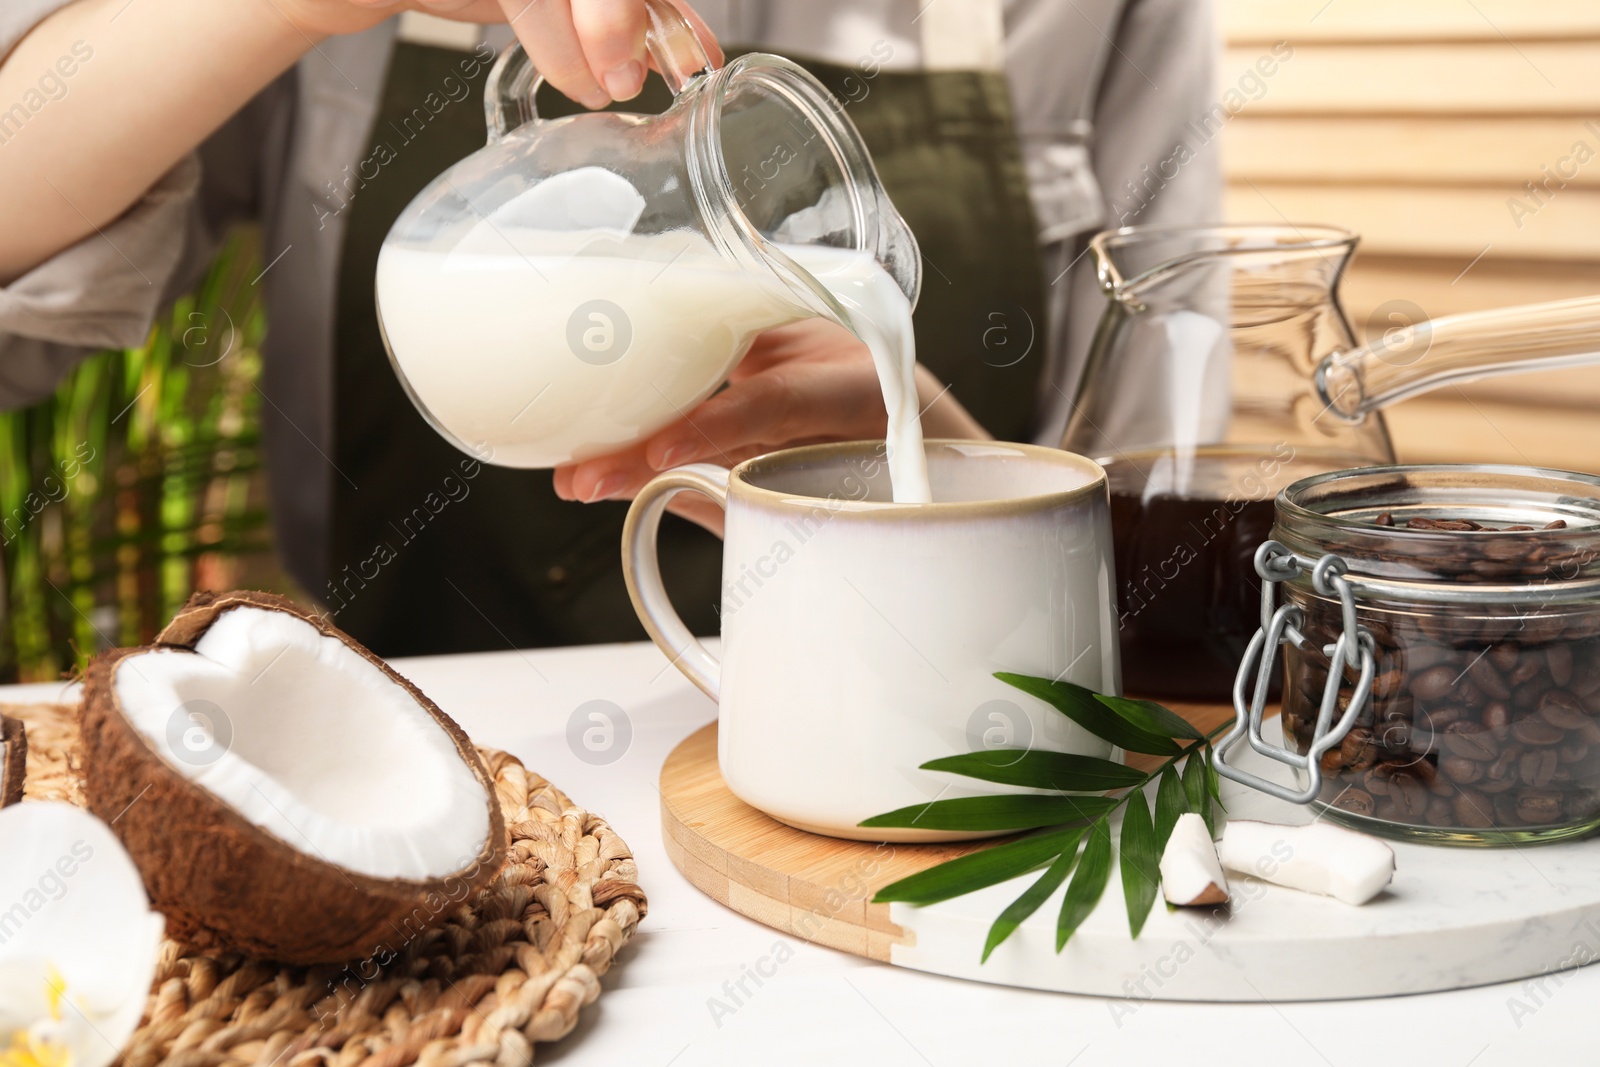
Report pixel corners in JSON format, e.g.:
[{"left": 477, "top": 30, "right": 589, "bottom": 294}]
[
  {"left": 0, "top": 0, "right": 312, "bottom": 282},
  {"left": 0, "top": 0, "right": 717, "bottom": 282}
]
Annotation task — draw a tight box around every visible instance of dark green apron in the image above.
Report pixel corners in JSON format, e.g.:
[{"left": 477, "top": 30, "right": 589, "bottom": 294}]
[{"left": 330, "top": 42, "right": 1046, "bottom": 657}]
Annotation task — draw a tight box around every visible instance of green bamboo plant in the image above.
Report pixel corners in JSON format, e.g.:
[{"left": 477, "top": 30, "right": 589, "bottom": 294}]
[
  {"left": 0, "top": 230, "right": 290, "bottom": 684},
  {"left": 866, "top": 673, "right": 1228, "bottom": 959}
]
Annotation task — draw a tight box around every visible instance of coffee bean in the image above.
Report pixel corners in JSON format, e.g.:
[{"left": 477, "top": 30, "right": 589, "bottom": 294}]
[
  {"left": 1440, "top": 755, "right": 1484, "bottom": 784},
  {"left": 1409, "top": 518, "right": 1478, "bottom": 531},
  {"left": 1372, "top": 668, "right": 1406, "bottom": 699},
  {"left": 1509, "top": 657, "right": 1544, "bottom": 686},
  {"left": 1484, "top": 702, "right": 1512, "bottom": 739},
  {"left": 1519, "top": 749, "right": 1559, "bottom": 788},
  {"left": 1568, "top": 618, "right": 1600, "bottom": 641},
  {"left": 1518, "top": 789, "right": 1564, "bottom": 824},
  {"left": 1364, "top": 765, "right": 1394, "bottom": 796},
  {"left": 1374, "top": 511, "right": 1394, "bottom": 526},
  {"left": 1376, "top": 718, "right": 1413, "bottom": 755},
  {"left": 1376, "top": 723, "right": 1414, "bottom": 764},
  {"left": 1573, "top": 664, "right": 1600, "bottom": 699},
  {"left": 1340, "top": 726, "right": 1377, "bottom": 772},
  {"left": 1333, "top": 788, "right": 1375, "bottom": 816},
  {"left": 1511, "top": 718, "right": 1566, "bottom": 746},
  {"left": 1537, "top": 689, "right": 1589, "bottom": 730},
  {"left": 1487, "top": 744, "right": 1524, "bottom": 784},
  {"left": 1454, "top": 789, "right": 1496, "bottom": 828},
  {"left": 1410, "top": 728, "right": 1442, "bottom": 759},
  {"left": 1513, "top": 682, "right": 1545, "bottom": 711},
  {"left": 1442, "top": 721, "right": 1499, "bottom": 760},
  {"left": 1488, "top": 643, "right": 1522, "bottom": 673},
  {"left": 1404, "top": 646, "right": 1454, "bottom": 673},
  {"left": 1411, "top": 665, "right": 1458, "bottom": 702},
  {"left": 1565, "top": 789, "right": 1600, "bottom": 821},
  {"left": 1409, "top": 758, "right": 1439, "bottom": 787},
  {"left": 1494, "top": 793, "right": 1526, "bottom": 826},
  {"left": 1467, "top": 655, "right": 1511, "bottom": 700},
  {"left": 1522, "top": 614, "right": 1569, "bottom": 644},
  {"left": 1559, "top": 741, "right": 1590, "bottom": 765},
  {"left": 1366, "top": 621, "right": 1401, "bottom": 648},
  {"left": 1547, "top": 644, "right": 1575, "bottom": 687},
  {"left": 1426, "top": 795, "right": 1456, "bottom": 826},
  {"left": 1391, "top": 772, "right": 1431, "bottom": 819},
  {"left": 1425, "top": 705, "right": 1466, "bottom": 729},
  {"left": 1545, "top": 519, "right": 1569, "bottom": 530}
]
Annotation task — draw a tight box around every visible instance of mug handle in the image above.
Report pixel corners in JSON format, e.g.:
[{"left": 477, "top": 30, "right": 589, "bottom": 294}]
[
  {"left": 485, "top": 0, "right": 716, "bottom": 140},
  {"left": 621, "top": 464, "right": 729, "bottom": 701}
]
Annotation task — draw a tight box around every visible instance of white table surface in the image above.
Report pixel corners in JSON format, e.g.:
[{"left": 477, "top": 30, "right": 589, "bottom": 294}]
[{"left": 4, "top": 640, "right": 1592, "bottom": 1066}]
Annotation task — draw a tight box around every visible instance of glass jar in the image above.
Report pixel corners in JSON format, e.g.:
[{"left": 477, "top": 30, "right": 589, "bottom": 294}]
[{"left": 1216, "top": 464, "right": 1600, "bottom": 845}]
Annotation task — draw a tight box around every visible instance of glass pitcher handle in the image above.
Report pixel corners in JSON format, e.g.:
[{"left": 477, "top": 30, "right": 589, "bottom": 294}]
[
  {"left": 1317, "top": 294, "right": 1600, "bottom": 422},
  {"left": 485, "top": 0, "right": 715, "bottom": 141}
]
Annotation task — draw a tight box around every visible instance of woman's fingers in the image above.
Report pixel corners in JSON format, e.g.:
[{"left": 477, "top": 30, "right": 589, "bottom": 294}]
[
  {"left": 553, "top": 439, "right": 653, "bottom": 502},
  {"left": 553, "top": 457, "right": 723, "bottom": 533},
  {"left": 489, "top": 0, "right": 719, "bottom": 109},
  {"left": 641, "top": 372, "right": 801, "bottom": 471},
  {"left": 495, "top": 0, "right": 611, "bottom": 109},
  {"left": 559, "top": 373, "right": 879, "bottom": 502},
  {"left": 570, "top": 0, "right": 648, "bottom": 100}
]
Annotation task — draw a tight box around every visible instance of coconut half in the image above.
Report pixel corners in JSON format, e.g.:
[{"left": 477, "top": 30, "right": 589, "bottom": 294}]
[
  {"left": 0, "top": 716, "right": 24, "bottom": 807},
  {"left": 80, "top": 590, "right": 507, "bottom": 964}
]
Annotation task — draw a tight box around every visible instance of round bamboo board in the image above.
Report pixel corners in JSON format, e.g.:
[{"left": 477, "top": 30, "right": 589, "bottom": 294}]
[{"left": 661, "top": 720, "right": 1600, "bottom": 1000}]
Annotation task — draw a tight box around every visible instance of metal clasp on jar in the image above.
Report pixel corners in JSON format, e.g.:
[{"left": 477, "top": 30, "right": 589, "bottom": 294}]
[{"left": 1215, "top": 541, "right": 1377, "bottom": 803}]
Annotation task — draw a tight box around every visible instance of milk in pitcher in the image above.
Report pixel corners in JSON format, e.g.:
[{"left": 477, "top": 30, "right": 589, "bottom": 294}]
[{"left": 377, "top": 233, "right": 932, "bottom": 501}]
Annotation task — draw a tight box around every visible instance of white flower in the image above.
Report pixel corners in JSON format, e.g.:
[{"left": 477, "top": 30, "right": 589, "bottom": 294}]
[{"left": 0, "top": 802, "right": 164, "bottom": 1067}]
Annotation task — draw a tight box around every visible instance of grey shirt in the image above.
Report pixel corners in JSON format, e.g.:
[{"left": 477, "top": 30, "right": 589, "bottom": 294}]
[{"left": 0, "top": 0, "right": 1219, "bottom": 594}]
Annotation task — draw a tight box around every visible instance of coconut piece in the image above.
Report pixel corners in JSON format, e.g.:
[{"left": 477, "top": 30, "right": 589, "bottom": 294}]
[
  {"left": 1216, "top": 819, "right": 1395, "bottom": 906},
  {"left": 0, "top": 715, "right": 25, "bottom": 806},
  {"left": 80, "top": 590, "right": 507, "bottom": 964},
  {"left": 1159, "top": 812, "right": 1229, "bottom": 907}
]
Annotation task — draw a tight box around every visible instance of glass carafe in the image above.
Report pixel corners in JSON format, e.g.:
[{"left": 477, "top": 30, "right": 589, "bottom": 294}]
[
  {"left": 377, "top": 0, "right": 919, "bottom": 468},
  {"left": 1063, "top": 223, "right": 1600, "bottom": 701}
]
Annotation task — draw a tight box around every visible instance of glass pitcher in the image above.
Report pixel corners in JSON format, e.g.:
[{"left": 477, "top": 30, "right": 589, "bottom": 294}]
[
  {"left": 1062, "top": 223, "right": 1600, "bottom": 701},
  {"left": 376, "top": 0, "right": 919, "bottom": 468}
]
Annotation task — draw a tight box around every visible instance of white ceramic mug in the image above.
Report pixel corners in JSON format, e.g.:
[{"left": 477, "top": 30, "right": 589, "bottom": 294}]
[{"left": 623, "top": 440, "right": 1120, "bottom": 841}]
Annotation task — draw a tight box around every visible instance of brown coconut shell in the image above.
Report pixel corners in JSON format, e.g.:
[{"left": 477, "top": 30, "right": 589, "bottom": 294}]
[
  {"left": 80, "top": 590, "right": 507, "bottom": 965},
  {"left": 0, "top": 715, "right": 25, "bottom": 807}
]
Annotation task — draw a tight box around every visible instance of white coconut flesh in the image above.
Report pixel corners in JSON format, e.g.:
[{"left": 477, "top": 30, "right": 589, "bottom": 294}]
[{"left": 112, "top": 607, "right": 491, "bottom": 882}]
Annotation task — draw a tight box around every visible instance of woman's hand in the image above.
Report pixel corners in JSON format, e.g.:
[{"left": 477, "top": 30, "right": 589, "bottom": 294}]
[
  {"left": 280, "top": 0, "right": 721, "bottom": 109},
  {"left": 552, "top": 318, "right": 991, "bottom": 535}
]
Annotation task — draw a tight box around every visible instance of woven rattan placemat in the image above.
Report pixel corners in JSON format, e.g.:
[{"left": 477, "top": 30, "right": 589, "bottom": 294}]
[{"left": 2, "top": 701, "right": 647, "bottom": 1067}]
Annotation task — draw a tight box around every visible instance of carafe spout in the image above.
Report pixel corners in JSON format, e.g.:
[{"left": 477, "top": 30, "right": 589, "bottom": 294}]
[{"left": 1317, "top": 295, "right": 1600, "bottom": 422}]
